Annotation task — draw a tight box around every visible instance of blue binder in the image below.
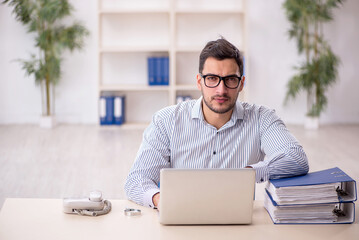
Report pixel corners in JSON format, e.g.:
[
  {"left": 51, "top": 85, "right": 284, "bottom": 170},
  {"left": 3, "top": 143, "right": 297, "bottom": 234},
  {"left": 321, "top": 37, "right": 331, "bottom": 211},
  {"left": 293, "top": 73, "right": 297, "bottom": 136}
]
[
  {"left": 162, "top": 56, "right": 169, "bottom": 85},
  {"left": 155, "top": 57, "right": 162, "bottom": 85},
  {"left": 148, "top": 57, "right": 155, "bottom": 86},
  {"left": 264, "top": 167, "right": 357, "bottom": 224},
  {"left": 114, "top": 96, "right": 125, "bottom": 125},
  {"left": 148, "top": 56, "right": 169, "bottom": 86},
  {"left": 99, "top": 96, "right": 115, "bottom": 125},
  {"left": 265, "top": 192, "right": 355, "bottom": 224},
  {"left": 268, "top": 167, "right": 357, "bottom": 205}
]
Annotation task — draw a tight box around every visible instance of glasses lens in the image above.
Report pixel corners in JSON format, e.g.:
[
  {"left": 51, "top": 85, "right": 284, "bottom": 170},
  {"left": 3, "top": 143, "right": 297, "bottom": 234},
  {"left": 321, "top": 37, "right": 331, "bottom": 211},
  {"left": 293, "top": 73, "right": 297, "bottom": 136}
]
[
  {"left": 224, "top": 76, "right": 240, "bottom": 89},
  {"left": 204, "top": 75, "right": 220, "bottom": 87}
]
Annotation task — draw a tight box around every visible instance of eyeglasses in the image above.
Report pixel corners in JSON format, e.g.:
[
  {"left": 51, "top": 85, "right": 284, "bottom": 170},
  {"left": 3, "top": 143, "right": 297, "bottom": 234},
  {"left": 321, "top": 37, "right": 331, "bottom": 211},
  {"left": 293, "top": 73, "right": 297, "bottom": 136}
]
[{"left": 201, "top": 74, "right": 242, "bottom": 89}]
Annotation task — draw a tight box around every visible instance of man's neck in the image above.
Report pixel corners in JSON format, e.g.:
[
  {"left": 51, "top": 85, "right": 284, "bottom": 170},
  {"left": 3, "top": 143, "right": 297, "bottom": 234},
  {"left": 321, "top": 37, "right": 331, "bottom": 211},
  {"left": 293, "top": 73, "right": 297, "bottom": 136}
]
[{"left": 202, "top": 102, "right": 233, "bottom": 130}]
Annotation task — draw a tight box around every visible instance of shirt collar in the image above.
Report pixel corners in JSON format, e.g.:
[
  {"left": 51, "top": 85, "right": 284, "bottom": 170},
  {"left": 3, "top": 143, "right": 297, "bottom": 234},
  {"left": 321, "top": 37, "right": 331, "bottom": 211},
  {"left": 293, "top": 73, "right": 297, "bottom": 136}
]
[
  {"left": 191, "top": 97, "right": 245, "bottom": 122},
  {"left": 192, "top": 97, "right": 203, "bottom": 119}
]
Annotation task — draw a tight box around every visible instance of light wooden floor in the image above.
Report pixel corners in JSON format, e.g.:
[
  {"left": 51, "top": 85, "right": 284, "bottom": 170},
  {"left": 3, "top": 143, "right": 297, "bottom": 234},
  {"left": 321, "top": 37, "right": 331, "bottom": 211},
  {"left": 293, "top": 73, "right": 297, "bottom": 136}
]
[{"left": 1, "top": 124, "right": 358, "bottom": 209}]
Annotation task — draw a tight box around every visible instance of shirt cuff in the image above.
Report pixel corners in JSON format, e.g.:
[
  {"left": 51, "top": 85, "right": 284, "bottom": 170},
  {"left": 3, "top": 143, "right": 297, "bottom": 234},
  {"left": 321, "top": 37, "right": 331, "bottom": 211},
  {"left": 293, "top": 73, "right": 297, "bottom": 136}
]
[
  {"left": 143, "top": 188, "right": 160, "bottom": 208},
  {"left": 249, "top": 161, "right": 270, "bottom": 183}
]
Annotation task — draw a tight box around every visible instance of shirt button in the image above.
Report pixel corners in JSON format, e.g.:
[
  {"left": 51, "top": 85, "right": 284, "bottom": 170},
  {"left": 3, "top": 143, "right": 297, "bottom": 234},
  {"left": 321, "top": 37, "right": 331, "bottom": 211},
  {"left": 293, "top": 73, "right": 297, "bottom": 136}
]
[
  {"left": 213, "top": 151, "right": 216, "bottom": 155},
  {"left": 260, "top": 178, "right": 264, "bottom": 182}
]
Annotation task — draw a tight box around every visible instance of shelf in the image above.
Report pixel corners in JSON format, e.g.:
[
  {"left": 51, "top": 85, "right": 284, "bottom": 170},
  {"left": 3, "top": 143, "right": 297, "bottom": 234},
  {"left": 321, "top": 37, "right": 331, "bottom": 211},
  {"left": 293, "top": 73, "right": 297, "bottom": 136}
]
[
  {"left": 99, "top": 85, "right": 170, "bottom": 92},
  {"left": 174, "top": 0, "right": 244, "bottom": 13},
  {"left": 175, "top": 46, "right": 202, "bottom": 53},
  {"left": 100, "top": 13, "right": 170, "bottom": 48},
  {"left": 175, "top": 85, "right": 198, "bottom": 91},
  {"left": 100, "top": 9, "right": 169, "bottom": 14},
  {"left": 100, "top": 122, "right": 149, "bottom": 129},
  {"left": 97, "top": 0, "right": 247, "bottom": 125},
  {"left": 100, "top": 46, "right": 170, "bottom": 53},
  {"left": 175, "top": 9, "right": 244, "bottom": 14},
  {"left": 175, "top": 13, "right": 244, "bottom": 51},
  {"left": 99, "top": 0, "right": 170, "bottom": 14}
]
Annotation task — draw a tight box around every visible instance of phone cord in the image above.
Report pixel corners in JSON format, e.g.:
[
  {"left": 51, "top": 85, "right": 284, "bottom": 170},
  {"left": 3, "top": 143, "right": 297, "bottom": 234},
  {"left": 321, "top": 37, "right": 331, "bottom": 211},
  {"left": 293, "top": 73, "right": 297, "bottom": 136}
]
[{"left": 74, "top": 200, "right": 112, "bottom": 217}]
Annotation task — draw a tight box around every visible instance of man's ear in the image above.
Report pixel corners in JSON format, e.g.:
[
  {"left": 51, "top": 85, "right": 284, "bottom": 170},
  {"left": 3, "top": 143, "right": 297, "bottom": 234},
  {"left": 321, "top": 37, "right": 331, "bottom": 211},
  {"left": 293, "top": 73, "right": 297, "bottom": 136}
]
[
  {"left": 196, "top": 74, "right": 202, "bottom": 90},
  {"left": 239, "top": 76, "right": 245, "bottom": 92}
]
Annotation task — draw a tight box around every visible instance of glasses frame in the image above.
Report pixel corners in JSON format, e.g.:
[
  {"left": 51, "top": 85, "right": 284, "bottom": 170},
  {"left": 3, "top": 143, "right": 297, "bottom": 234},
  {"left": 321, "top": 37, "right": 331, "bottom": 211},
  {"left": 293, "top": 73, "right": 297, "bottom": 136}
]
[{"left": 201, "top": 74, "right": 242, "bottom": 89}]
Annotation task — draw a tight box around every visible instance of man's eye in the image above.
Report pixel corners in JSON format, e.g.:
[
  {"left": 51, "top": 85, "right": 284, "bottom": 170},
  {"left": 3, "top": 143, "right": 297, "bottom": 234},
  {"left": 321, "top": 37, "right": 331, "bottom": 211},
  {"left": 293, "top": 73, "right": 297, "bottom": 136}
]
[
  {"left": 226, "top": 77, "right": 237, "bottom": 81},
  {"left": 207, "top": 76, "right": 218, "bottom": 81}
]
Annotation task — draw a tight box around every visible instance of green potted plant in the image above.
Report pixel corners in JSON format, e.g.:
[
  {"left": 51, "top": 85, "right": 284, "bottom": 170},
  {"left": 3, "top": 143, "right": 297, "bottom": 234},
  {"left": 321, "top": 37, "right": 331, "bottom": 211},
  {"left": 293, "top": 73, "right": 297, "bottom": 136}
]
[
  {"left": 283, "top": 0, "right": 343, "bottom": 129},
  {"left": 2, "top": 0, "right": 89, "bottom": 128}
]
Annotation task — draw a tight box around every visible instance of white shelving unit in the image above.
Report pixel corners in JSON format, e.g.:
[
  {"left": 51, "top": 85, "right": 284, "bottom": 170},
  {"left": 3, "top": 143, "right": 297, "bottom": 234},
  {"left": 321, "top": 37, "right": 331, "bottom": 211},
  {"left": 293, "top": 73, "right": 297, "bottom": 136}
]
[{"left": 98, "top": 0, "right": 247, "bottom": 127}]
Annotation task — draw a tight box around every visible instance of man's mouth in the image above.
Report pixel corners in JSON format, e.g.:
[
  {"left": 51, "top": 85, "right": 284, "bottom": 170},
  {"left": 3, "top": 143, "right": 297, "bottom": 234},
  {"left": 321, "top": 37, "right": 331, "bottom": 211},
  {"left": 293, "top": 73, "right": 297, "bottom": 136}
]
[{"left": 213, "top": 96, "right": 229, "bottom": 104}]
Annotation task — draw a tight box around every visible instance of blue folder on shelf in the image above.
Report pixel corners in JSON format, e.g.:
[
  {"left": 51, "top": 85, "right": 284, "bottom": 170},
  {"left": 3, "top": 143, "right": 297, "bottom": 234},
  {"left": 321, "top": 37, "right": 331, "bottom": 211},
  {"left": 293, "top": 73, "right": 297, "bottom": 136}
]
[
  {"left": 99, "top": 95, "right": 126, "bottom": 125},
  {"left": 162, "top": 56, "right": 169, "bottom": 85},
  {"left": 114, "top": 96, "right": 125, "bottom": 125},
  {"left": 99, "top": 96, "right": 114, "bottom": 125},
  {"left": 155, "top": 57, "right": 162, "bottom": 85},
  {"left": 148, "top": 56, "right": 169, "bottom": 86},
  {"left": 264, "top": 167, "right": 357, "bottom": 224},
  {"left": 148, "top": 57, "right": 155, "bottom": 85}
]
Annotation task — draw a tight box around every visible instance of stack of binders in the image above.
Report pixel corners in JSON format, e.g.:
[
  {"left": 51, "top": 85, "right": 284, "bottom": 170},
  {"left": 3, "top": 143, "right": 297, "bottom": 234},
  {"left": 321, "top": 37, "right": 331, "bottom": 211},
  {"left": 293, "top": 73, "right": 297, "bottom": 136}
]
[
  {"left": 264, "top": 167, "right": 357, "bottom": 224},
  {"left": 99, "top": 95, "right": 125, "bottom": 125},
  {"left": 147, "top": 56, "right": 169, "bottom": 86}
]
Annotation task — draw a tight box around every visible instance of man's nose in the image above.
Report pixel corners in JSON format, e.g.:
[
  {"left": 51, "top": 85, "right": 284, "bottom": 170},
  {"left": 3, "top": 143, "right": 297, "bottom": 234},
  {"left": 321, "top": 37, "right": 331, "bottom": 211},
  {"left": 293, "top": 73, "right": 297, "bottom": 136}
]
[{"left": 215, "top": 80, "right": 228, "bottom": 94}]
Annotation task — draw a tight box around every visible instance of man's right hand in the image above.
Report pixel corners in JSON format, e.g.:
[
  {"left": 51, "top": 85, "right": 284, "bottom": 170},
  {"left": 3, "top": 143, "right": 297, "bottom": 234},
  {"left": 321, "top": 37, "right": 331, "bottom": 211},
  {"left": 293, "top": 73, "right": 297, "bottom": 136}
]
[{"left": 152, "top": 193, "right": 160, "bottom": 210}]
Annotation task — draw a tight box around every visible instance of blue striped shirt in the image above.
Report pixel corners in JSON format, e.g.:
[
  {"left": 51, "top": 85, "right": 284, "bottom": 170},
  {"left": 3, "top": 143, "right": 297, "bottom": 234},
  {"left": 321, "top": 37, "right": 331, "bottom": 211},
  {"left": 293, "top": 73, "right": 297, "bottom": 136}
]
[{"left": 125, "top": 97, "right": 309, "bottom": 208}]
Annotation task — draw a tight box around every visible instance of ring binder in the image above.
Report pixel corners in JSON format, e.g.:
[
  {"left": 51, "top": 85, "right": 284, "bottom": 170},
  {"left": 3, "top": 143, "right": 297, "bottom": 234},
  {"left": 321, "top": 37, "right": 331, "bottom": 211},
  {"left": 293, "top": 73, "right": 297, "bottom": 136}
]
[
  {"left": 264, "top": 167, "right": 357, "bottom": 224},
  {"left": 333, "top": 204, "right": 346, "bottom": 217}
]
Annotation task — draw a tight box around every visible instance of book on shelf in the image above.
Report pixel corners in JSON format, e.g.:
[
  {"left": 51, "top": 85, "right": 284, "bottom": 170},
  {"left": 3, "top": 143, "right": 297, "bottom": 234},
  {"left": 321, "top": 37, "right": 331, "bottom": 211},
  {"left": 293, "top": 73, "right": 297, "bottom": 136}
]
[
  {"left": 99, "top": 95, "right": 125, "bottom": 125},
  {"left": 264, "top": 167, "right": 357, "bottom": 224},
  {"left": 147, "top": 56, "right": 169, "bottom": 86}
]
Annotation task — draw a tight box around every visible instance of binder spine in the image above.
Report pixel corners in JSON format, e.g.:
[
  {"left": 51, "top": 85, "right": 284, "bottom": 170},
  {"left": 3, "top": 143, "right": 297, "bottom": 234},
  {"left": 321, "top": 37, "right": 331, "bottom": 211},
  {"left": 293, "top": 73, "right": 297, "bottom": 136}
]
[
  {"left": 99, "top": 95, "right": 126, "bottom": 125},
  {"left": 148, "top": 57, "right": 155, "bottom": 86},
  {"left": 100, "top": 96, "right": 114, "bottom": 125},
  {"left": 99, "top": 96, "right": 107, "bottom": 125},
  {"left": 114, "top": 96, "right": 125, "bottom": 125},
  {"left": 155, "top": 57, "right": 162, "bottom": 85},
  {"left": 264, "top": 167, "right": 357, "bottom": 224},
  {"left": 163, "top": 56, "right": 169, "bottom": 85}
]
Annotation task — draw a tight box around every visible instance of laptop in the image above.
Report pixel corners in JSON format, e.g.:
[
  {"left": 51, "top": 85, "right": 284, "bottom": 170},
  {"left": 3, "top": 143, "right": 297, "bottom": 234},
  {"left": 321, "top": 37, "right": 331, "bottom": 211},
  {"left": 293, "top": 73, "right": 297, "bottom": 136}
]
[{"left": 159, "top": 168, "right": 255, "bottom": 225}]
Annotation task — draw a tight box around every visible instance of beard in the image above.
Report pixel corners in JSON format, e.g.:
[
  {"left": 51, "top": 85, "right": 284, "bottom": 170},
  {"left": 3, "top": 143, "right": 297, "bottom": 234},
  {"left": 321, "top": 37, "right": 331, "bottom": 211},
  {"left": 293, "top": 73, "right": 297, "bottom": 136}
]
[{"left": 202, "top": 92, "right": 238, "bottom": 114}]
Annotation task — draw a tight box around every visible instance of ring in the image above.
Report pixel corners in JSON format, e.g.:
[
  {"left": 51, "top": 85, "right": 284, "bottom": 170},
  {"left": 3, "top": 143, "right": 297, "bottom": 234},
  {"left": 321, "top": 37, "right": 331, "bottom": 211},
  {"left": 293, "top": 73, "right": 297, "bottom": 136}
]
[{"left": 124, "top": 208, "right": 141, "bottom": 216}]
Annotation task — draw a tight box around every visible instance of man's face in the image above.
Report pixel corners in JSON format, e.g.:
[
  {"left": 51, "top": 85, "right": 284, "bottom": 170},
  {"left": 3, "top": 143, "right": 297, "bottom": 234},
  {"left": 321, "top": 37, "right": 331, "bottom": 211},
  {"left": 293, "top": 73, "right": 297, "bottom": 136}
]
[{"left": 197, "top": 57, "right": 244, "bottom": 115}]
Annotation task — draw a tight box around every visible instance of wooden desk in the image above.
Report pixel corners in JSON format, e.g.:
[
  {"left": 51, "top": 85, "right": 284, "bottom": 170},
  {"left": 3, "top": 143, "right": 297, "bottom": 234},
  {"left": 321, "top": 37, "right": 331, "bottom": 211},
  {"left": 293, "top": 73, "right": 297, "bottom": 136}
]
[{"left": 0, "top": 198, "right": 358, "bottom": 240}]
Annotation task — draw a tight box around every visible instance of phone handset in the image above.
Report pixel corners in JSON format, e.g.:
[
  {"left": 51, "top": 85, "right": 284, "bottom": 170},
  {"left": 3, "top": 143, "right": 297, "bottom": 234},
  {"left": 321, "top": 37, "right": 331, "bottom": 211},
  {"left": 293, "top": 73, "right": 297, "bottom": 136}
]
[{"left": 63, "top": 191, "right": 111, "bottom": 216}]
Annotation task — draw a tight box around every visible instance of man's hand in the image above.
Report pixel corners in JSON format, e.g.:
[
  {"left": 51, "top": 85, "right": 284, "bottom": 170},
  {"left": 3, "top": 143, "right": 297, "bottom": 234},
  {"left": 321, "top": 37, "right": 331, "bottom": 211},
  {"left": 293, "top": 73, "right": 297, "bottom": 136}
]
[{"left": 152, "top": 193, "right": 160, "bottom": 211}]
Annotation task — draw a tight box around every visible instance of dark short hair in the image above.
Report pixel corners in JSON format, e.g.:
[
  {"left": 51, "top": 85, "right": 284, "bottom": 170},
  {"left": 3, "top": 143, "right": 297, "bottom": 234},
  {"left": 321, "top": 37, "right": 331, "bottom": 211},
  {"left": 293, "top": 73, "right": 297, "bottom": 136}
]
[{"left": 199, "top": 38, "right": 243, "bottom": 76}]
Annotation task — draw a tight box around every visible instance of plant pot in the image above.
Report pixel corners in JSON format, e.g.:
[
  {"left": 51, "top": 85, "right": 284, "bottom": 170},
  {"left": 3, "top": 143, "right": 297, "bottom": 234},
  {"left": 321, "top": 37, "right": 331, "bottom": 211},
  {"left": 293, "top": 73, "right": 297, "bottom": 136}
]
[
  {"left": 39, "top": 115, "right": 56, "bottom": 128},
  {"left": 304, "top": 116, "right": 319, "bottom": 130}
]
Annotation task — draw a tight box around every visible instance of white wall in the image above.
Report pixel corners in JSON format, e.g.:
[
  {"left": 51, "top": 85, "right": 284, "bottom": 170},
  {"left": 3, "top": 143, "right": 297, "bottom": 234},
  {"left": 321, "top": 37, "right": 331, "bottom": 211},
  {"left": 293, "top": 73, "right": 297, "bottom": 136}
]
[
  {"left": 246, "top": 0, "right": 359, "bottom": 124},
  {"left": 1, "top": 0, "right": 358, "bottom": 124},
  {"left": 0, "top": 0, "right": 98, "bottom": 124}
]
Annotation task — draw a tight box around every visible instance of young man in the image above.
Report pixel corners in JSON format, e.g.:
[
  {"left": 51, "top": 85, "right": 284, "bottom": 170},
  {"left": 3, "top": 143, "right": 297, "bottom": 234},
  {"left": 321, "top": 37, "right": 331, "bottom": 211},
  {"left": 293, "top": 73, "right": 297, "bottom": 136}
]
[{"left": 125, "top": 38, "right": 309, "bottom": 209}]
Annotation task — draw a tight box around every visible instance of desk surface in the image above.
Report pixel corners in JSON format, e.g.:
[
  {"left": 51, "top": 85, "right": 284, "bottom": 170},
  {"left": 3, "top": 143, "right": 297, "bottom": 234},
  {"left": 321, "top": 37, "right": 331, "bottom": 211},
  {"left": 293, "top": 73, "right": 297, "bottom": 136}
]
[{"left": 0, "top": 198, "right": 358, "bottom": 240}]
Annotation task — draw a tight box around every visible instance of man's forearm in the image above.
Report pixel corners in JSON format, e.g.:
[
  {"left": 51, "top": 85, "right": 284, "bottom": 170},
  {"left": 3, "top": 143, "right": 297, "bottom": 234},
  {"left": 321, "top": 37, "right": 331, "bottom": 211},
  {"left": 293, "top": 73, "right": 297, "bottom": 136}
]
[{"left": 250, "top": 146, "right": 309, "bottom": 183}]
